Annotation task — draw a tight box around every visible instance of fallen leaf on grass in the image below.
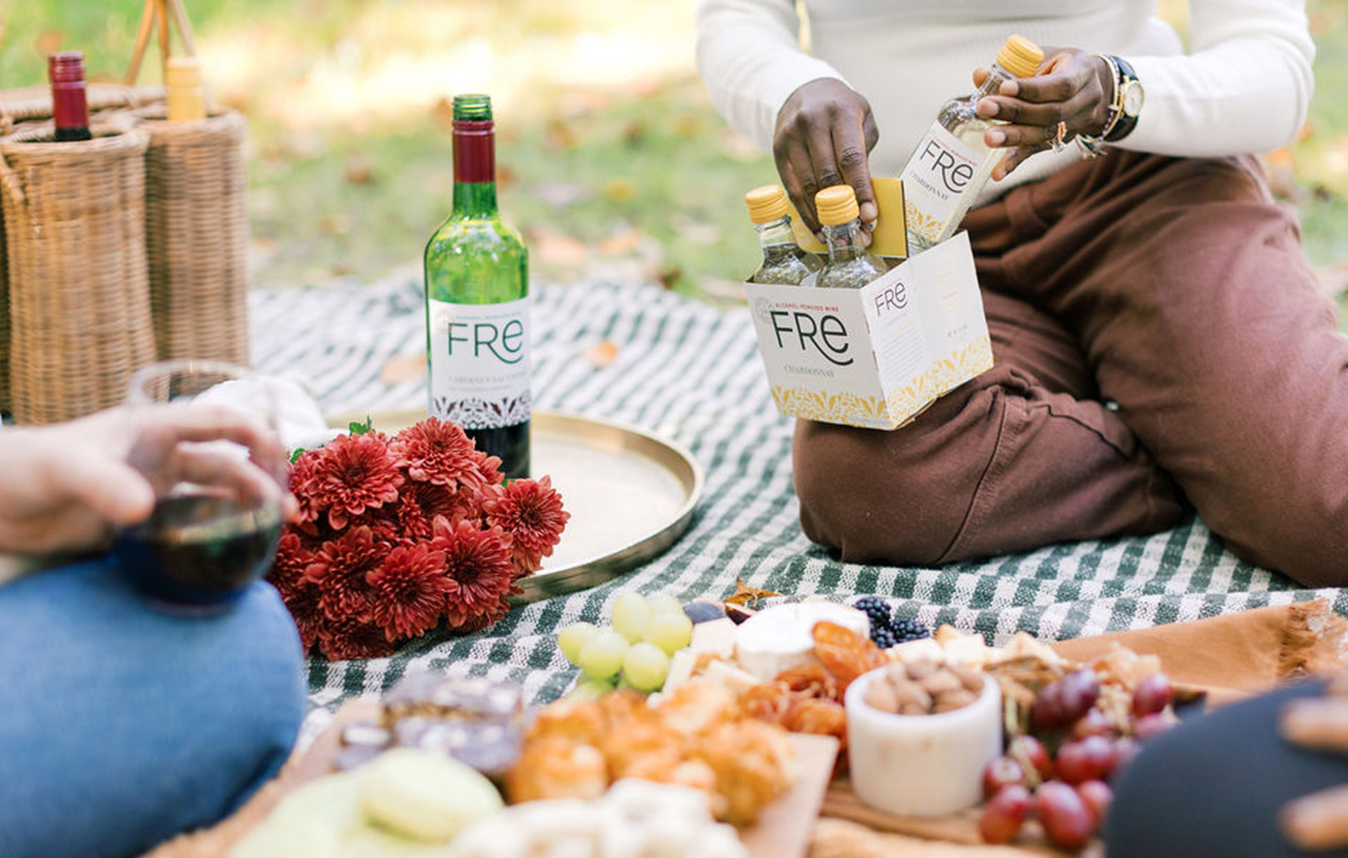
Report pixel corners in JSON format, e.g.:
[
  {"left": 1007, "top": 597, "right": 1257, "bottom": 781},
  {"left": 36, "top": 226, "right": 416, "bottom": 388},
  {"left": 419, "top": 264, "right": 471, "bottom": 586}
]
[
  {"left": 672, "top": 114, "right": 703, "bottom": 137},
  {"left": 345, "top": 155, "right": 374, "bottom": 185},
  {"left": 669, "top": 213, "right": 721, "bottom": 245},
  {"left": 582, "top": 340, "right": 619, "bottom": 369},
  {"left": 319, "top": 214, "right": 351, "bottom": 236},
  {"left": 531, "top": 182, "right": 590, "bottom": 209},
  {"left": 528, "top": 227, "right": 590, "bottom": 268},
  {"left": 433, "top": 96, "right": 454, "bottom": 133},
  {"left": 35, "top": 29, "right": 63, "bottom": 55},
  {"left": 381, "top": 353, "right": 427, "bottom": 386},
  {"left": 598, "top": 226, "right": 644, "bottom": 256},
  {"left": 604, "top": 179, "right": 638, "bottom": 202},
  {"left": 544, "top": 119, "right": 577, "bottom": 152}
]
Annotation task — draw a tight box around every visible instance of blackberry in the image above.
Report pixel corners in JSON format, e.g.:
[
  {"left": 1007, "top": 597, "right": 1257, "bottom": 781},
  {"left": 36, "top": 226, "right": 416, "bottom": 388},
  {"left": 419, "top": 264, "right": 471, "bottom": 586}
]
[
  {"left": 890, "top": 617, "right": 931, "bottom": 644},
  {"left": 872, "top": 626, "right": 898, "bottom": 649},
  {"left": 853, "top": 596, "right": 896, "bottom": 647},
  {"left": 853, "top": 596, "right": 892, "bottom": 626}
]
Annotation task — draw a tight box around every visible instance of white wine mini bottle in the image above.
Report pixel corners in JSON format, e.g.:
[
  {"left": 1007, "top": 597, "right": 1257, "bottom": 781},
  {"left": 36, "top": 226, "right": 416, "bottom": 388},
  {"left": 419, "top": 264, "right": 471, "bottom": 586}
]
[
  {"left": 899, "top": 35, "right": 1043, "bottom": 253},
  {"left": 815, "top": 185, "right": 888, "bottom": 290},
  {"left": 744, "top": 184, "right": 823, "bottom": 285}
]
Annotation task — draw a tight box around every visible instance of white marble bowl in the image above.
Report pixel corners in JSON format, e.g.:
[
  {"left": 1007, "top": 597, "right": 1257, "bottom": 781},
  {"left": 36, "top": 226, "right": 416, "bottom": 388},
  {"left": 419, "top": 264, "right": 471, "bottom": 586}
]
[{"left": 844, "top": 667, "right": 1002, "bottom": 816}]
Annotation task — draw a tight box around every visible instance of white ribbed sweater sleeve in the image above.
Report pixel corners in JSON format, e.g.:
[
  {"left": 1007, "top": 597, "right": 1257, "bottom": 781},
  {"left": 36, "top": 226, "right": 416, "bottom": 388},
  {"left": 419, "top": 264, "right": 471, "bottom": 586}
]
[
  {"left": 1122, "top": 0, "right": 1315, "bottom": 156},
  {"left": 695, "top": 0, "right": 1316, "bottom": 160},
  {"left": 695, "top": 0, "right": 848, "bottom": 155}
]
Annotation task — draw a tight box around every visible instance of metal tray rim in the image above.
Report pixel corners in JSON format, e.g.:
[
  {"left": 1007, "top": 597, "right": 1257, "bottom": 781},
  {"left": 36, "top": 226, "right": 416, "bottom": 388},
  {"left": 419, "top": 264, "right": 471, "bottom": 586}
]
[{"left": 324, "top": 408, "right": 705, "bottom": 602}]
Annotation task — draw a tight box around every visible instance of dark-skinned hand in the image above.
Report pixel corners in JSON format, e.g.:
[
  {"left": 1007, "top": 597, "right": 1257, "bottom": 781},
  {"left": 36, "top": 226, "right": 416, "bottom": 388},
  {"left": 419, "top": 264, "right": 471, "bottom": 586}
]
[
  {"left": 973, "top": 46, "right": 1113, "bottom": 180},
  {"left": 772, "top": 78, "right": 879, "bottom": 244}
]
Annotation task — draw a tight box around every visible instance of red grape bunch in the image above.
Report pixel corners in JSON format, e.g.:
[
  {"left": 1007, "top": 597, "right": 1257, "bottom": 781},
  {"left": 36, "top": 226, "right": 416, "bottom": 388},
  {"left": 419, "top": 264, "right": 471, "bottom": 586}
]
[{"left": 979, "top": 667, "right": 1178, "bottom": 850}]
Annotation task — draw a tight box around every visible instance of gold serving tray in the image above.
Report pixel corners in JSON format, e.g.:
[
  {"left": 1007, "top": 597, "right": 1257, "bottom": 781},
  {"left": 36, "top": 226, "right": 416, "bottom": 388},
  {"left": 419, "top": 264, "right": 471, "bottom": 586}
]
[{"left": 327, "top": 409, "right": 704, "bottom": 603}]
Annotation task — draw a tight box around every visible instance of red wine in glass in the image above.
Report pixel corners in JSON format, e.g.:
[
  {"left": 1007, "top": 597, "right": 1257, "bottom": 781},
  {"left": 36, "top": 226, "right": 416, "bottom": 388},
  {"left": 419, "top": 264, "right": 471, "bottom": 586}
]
[{"left": 113, "top": 492, "right": 284, "bottom": 613}]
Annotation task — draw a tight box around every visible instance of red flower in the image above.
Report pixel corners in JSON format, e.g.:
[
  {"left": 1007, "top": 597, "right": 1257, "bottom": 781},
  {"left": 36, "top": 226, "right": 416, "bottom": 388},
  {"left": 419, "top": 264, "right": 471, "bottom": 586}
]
[
  {"left": 368, "top": 545, "right": 454, "bottom": 640},
  {"left": 304, "top": 432, "right": 404, "bottom": 530},
  {"left": 392, "top": 419, "right": 498, "bottom": 495},
  {"left": 318, "top": 616, "right": 396, "bottom": 660},
  {"left": 288, "top": 449, "right": 324, "bottom": 535},
  {"left": 483, "top": 476, "right": 570, "bottom": 575},
  {"left": 267, "top": 532, "right": 314, "bottom": 599},
  {"left": 430, "top": 517, "right": 517, "bottom": 628},
  {"left": 283, "top": 582, "right": 325, "bottom": 652},
  {"left": 393, "top": 480, "right": 476, "bottom": 543},
  {"left": 304, "top": 526, "right": 384, "bottom": 621}
]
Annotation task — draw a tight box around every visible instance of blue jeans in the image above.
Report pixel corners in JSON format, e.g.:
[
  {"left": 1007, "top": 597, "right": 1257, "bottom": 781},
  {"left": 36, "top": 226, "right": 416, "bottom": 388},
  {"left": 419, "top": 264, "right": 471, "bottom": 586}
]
[{"left": 0, "top": 557, "right": 306, "bottom": 858}]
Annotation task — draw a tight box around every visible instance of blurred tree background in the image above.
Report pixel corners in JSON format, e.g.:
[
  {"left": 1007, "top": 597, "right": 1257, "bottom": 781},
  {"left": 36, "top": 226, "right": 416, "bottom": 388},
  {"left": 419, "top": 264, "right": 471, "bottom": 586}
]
[{"left": 1, "top": 0, "right": 1345, "bottom": 307}]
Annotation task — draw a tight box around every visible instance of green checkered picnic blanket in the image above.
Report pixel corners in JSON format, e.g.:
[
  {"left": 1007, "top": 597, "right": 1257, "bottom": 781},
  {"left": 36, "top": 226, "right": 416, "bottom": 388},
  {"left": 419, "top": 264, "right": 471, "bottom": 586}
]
[{"left": 251, "top": 277, "right": 1347, "bottom": 716}]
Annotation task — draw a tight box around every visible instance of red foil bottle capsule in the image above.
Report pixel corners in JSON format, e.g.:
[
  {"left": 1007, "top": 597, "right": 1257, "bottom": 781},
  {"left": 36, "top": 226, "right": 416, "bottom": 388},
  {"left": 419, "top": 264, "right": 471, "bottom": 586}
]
[{"left": 49, "top": 51, "right": 92, "bottom": 142}]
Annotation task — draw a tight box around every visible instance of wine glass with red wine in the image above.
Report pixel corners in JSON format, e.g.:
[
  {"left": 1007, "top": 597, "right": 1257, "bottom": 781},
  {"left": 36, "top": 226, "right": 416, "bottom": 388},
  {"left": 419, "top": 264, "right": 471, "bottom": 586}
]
[{"left": 112, "top": 360, "right": 287, "bottom": 615}]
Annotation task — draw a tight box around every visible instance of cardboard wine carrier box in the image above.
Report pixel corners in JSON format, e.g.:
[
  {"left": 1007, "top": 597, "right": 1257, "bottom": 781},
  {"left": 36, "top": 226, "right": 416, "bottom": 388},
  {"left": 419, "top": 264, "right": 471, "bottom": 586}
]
[{"left": 744, "top": 231, "right": 993, "bottom": 430}]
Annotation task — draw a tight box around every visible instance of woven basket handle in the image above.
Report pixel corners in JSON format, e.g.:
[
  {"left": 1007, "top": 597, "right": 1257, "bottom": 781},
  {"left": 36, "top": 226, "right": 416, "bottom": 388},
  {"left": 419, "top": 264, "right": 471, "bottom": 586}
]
[
  {"left": 0, "top": 148, "right": 27, "bottom": 208},
  {"left": 125, "top": 0, "right": 199, "bottom": 86}
]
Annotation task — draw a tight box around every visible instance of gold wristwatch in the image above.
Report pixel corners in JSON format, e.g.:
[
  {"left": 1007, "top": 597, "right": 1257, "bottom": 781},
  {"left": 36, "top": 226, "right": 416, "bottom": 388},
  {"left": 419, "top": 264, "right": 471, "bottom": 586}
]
[{"left": 1077, "top": 54, "right": 1143, "bottom": 156}]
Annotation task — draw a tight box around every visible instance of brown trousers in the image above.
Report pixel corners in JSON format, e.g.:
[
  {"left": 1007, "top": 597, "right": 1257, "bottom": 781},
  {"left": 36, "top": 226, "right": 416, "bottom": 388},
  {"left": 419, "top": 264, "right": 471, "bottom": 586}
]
[{"left": 794, "top": 151, "right": 1348, "bottom": 587}]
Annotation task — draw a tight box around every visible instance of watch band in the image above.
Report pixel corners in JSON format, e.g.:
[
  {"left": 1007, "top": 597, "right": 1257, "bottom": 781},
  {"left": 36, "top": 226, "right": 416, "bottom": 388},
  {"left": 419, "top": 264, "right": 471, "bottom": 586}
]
[
  {"left": 1105, "top": 55, "right": 1141, "bottom": 142},
  {"left": 1075, "top": 53, "right": 1141, "bottom": 157}
]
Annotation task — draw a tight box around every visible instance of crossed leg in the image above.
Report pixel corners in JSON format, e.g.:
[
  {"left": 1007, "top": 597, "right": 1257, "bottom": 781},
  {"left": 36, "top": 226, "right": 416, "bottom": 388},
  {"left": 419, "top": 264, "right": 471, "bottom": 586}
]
[{"left": 795, "top": 151, "right": 1348, "bottom": 585}]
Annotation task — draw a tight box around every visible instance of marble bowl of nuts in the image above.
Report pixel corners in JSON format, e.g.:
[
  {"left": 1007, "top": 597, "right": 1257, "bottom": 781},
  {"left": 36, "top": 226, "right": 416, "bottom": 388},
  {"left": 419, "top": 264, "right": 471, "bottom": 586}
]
[{"left": 843, "top": 658, "right": 1002, "bottom": 816}]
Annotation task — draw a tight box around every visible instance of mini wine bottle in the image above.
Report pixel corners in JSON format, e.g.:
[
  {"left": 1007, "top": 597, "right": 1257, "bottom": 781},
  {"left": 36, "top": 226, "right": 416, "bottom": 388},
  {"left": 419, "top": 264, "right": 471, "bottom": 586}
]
[
  {"left": 166, "top": 57, "right": 207, "bottom": 122},
  {"left": 49, "top": 51, "right": 92, "bottom": 142},
  {"left": 815, "top": 185, "right": 888, "bottom": 290},
  {"left": 744, "top": 185, "right": 823, "bottom": 285},
  {"left": 424, "top": 94, "right": 531, "bottom": 478},
  {"left": 899, "top": 35, "right": 1043, "bottom": 252}
]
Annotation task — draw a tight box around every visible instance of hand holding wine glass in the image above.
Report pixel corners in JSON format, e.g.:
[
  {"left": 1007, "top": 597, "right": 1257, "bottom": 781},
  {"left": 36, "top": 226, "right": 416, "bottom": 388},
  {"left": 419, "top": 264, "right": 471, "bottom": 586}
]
[
  {"left": 0, "top": 401, "right": 285, "bottom": 557},
  {"left": 108, "top": 360, "right": 294, "bottom": 613}
]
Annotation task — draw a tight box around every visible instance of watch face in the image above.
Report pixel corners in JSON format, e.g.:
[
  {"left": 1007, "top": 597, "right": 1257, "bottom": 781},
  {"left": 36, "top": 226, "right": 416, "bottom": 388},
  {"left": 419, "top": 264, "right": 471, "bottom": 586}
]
[{"left": 1122, "top": 81, "right": 1144, "bottom": 117}]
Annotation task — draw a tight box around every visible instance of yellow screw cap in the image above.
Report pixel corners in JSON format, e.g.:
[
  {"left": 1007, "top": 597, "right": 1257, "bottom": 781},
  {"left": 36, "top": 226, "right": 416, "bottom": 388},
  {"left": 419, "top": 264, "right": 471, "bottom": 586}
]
[
  {"left": 997, "top": 35, "right": 1043, "bottom": 79},
  {"left": 745, "top": 184, "right": 789, "bottom": 224},
  {"left": 815, "top": 185, "right": 859, "bottom": 226},
  {"left": 165, "top": 57, "right": 202, "bottom": 88}
]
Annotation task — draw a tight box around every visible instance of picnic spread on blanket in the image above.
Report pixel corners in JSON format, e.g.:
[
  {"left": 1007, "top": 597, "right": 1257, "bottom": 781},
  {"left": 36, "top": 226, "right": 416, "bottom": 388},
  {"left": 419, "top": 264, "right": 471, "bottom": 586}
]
[{"left": 3, "top": 8, "right": 1347, "bottom": 858}]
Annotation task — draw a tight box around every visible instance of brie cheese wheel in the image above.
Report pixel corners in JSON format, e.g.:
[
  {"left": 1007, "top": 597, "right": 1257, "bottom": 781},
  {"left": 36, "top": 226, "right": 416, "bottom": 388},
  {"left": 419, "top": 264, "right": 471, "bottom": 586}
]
[{"left": 734, "top": 602, "right": 870, "bottom": 681}]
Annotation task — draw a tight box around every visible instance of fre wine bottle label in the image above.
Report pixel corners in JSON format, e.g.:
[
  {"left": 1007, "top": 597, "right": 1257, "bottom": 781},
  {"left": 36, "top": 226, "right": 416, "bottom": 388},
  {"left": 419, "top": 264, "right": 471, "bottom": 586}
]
[
  {"left": 899, "top": 121, "right": 998, "bottom": 253},
  {"left": 427, "top": 297, "right": 531, "bottom": 430}
]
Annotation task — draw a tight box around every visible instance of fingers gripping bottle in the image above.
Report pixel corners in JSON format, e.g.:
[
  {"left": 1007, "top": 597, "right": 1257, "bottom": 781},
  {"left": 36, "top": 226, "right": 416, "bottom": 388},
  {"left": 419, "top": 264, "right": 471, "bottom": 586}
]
[
  {"left": 744, "top": 185, "right": 823, "bottom": 285},
  {"left": 899, "top": 35, "right": 1043, "bottom": 253},
  {"left": 815, "top": 185, "right": 888, "bottom": 290}
]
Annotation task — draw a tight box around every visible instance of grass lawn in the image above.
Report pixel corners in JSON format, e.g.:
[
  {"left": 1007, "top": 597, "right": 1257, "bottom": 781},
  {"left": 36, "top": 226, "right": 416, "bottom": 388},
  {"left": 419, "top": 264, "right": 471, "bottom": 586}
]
[{"left": 1, "top": 0, "right": 1345, "bottom": 317}]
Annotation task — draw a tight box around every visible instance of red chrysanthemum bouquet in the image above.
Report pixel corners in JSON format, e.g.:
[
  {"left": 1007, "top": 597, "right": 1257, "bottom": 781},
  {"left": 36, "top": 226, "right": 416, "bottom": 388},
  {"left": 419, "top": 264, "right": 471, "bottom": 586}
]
[{"left": 266, "top": 417, "right": 569, "bottom": 659}]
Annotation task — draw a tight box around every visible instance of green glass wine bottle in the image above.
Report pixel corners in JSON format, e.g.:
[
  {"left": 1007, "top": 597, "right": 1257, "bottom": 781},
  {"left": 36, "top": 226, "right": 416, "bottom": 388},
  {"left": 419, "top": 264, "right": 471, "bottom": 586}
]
[{"left": 424, "top": 94, "right": 530, "bottom": 478}]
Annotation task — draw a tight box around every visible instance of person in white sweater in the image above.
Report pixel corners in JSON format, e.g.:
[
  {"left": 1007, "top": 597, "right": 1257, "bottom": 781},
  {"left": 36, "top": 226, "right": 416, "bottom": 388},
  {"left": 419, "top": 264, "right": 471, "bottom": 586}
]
[{"left": 696, "top": 2, "right": 1348, "bottom": 588}]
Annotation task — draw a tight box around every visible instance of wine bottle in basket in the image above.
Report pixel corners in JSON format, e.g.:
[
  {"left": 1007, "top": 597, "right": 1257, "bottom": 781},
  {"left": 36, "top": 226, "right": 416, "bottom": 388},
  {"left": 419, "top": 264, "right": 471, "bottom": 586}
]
[
  {"left": 49, "top": 51, "right": 92, "bottom": 142},
  {"left": 424, "top": 94, "right": 531, "bottom": 478}
]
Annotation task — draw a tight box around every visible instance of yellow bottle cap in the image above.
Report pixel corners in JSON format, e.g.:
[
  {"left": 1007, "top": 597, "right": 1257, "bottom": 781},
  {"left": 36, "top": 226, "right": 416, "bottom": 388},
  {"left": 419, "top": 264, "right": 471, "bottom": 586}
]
[
  {"left": 815, "top": 184, "right": 859, "bottom": 226},
  {"left": 166, "top": 57, "right": 202, "bottom": 88},
  {"left": 997, "top": 35, "right": 1043, "bottom": 78},
  {"left": 745, "top": 184, "right": 789, "bottom": 224}
]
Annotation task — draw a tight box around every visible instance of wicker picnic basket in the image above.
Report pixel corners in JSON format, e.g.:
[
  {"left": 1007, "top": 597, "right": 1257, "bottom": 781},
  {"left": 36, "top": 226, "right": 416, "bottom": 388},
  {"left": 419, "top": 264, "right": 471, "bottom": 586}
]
[
  {"left": 0, "top": 122, "right": 157, "bottom": 424},
  {"left": 0, "top": 84, "right": 162, "bottom": 417},
  {"left": 139, "top": 108, "right": 250, "bottom": 365}
]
